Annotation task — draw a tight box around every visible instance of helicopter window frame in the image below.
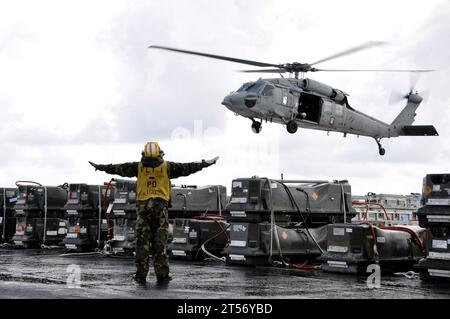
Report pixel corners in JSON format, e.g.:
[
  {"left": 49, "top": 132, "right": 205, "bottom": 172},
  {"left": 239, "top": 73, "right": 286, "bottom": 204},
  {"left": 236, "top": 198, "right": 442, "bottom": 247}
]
[
  {"left": 281, "top": 87, "right": 288, "bottom": 105},
  {"left": 261, "top": 84, "right": 274, "bottom": 97}
]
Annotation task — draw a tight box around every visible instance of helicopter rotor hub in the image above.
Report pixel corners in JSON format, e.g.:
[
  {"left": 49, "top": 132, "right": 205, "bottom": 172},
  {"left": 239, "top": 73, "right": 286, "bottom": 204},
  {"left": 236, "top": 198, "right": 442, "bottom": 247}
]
[{"left": 281, "top": 62, "right": 314, "bottom": 74}]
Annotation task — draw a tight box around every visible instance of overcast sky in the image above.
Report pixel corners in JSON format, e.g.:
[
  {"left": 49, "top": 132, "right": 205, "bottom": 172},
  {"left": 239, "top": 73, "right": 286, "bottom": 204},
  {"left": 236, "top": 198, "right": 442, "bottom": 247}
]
[{"left": 0, "top": 0, "right": 449, "bottom": 196}]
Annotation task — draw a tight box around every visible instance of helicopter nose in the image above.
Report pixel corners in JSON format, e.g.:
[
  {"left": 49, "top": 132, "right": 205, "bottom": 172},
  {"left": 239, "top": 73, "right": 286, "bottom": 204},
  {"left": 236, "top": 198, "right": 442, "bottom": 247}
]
[
  {"left": 221, "top": 96, "right": 233, "bottom": 108},
  {"left": 221, "top": 94, "right": 245, "bottom": 111}
]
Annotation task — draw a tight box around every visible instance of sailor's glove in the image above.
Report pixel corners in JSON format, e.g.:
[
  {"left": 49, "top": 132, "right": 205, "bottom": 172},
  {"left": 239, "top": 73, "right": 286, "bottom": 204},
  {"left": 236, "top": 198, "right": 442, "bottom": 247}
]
[
  {"left": 202, "top": 156, "right": 219, "bottom": 167},
  {"left": 88, "top": 161, "right": 101, "bottom": 171}
]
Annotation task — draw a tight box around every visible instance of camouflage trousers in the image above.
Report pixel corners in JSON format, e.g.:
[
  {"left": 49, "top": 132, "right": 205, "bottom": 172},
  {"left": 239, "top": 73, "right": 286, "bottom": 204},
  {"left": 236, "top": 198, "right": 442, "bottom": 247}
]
[{"left": 135, "top": 199, "right": 169, "bottom": 279}]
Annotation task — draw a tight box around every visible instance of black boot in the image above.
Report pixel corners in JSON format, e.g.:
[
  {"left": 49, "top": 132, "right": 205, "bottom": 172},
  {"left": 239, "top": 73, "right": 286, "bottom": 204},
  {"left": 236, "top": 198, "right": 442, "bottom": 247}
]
[
  {"left": 156, "top": 275, "right": 172, "bottom": 284},
  {"left": 133, "top": 274, "right": 147, "bottom": 286}
]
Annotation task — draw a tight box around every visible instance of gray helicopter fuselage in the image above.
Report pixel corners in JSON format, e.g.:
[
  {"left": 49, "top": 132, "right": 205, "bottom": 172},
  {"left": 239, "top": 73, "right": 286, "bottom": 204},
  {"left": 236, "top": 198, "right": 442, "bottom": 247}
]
[{"left": 222, "top": 77, "right": 394, "bottom": 138}]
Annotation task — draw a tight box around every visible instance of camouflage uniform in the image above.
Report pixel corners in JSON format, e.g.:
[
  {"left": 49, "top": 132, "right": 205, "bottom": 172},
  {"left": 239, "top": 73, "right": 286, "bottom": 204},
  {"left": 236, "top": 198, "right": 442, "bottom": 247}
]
[
  {"left": 135, "top": 198, "right": 170, "bottom": 279},
  {"left": 94, "top": 160, "right": 208, "bottom": 281}
]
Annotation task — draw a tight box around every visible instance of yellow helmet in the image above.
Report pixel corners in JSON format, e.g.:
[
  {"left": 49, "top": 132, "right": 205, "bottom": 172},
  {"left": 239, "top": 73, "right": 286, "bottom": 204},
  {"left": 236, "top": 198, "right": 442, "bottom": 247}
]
[{"left": 142, "top": 141, "right": 161, "bottom": 158}]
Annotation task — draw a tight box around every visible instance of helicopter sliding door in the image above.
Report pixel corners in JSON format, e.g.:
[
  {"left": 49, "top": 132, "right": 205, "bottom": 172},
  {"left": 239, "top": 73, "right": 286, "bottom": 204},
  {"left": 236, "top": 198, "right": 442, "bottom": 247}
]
[{"left": 297, "top": 93, "right": 322, "bottom": 124}]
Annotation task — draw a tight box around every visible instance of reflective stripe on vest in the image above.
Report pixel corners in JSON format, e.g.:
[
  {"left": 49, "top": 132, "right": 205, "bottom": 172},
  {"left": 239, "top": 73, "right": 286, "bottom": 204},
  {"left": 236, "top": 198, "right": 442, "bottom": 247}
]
[{"left": 137, "top": 161, "right": 170, "bottom": 201}]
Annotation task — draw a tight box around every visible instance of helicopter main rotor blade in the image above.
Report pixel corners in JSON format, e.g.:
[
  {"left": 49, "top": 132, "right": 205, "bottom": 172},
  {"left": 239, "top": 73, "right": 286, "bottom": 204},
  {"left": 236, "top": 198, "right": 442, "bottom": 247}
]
[
  {"left": 310, "top": 41, "right": 386, "bottom": 66},
  {"left": 314, "top": 68, "right": 435, "bottom": 72},
  {"left": 149, "top": 45, "right": 280, "bottom": 68},
  {"left": 239, "top": 69, "right": 287, "bottom": 73}
]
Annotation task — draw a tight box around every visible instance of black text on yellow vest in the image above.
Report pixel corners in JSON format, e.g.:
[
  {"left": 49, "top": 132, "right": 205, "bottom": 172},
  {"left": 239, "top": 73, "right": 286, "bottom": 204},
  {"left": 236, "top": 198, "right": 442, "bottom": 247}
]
[{"left": 137, "top": 161, "right": 170, "bottom": 201}]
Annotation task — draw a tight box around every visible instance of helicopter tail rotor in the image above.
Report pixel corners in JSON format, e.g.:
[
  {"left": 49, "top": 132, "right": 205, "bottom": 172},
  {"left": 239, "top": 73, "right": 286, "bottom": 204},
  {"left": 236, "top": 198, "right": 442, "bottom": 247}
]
[
  {"left": 389, "top": 90, "right": 410, "bottom": 105},
  {"left": 389, "top": 72, "right": 431, "bottom": 105},
  {"left": 389, "top": 71, "right": 436, "bottom": 135},
  {"left": 409, "top": 72, "right": 421, "bottom": 93}
]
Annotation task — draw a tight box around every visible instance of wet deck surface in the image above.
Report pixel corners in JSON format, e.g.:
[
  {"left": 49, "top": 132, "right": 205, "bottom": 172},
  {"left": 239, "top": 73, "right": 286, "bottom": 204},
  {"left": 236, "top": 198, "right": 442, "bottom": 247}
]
[{"left": 1, "top": 248, "right": 450, "bottom": 299}]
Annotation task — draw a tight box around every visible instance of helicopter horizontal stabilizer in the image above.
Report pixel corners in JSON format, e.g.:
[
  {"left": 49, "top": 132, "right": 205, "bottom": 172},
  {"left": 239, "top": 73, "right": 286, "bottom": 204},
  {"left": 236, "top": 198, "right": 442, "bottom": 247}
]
[{"left": 401, "top": 125, "right": 438, "bottom": 136}]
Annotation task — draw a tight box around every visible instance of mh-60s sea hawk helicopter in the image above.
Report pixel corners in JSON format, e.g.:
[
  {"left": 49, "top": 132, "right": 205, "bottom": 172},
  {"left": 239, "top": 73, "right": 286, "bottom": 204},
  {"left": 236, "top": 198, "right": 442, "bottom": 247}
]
[{"left": 149, "top": 42, "right": 438, "bottom": 155}]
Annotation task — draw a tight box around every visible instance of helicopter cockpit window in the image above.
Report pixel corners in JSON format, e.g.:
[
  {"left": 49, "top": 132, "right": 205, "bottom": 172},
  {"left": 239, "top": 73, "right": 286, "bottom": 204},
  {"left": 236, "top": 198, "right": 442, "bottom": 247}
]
[
  {"left": 261, "top": 85, "right": 274, "bottom": 96},
  {"left": 237, "top": 83, "right": 253, "bottom": 92},
  {"left": 245, "top": 82, "right": 264, "bottom": 93},
  {"left": 236, "top": 82, "right": 264, "bottom": 93}
]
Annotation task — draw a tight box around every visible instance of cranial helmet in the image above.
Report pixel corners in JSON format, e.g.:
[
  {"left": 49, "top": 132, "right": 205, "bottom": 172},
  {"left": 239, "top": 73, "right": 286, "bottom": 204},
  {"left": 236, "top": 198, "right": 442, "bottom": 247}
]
[{"left": 142, "top": 142, "right": 164, "bottom": 158}]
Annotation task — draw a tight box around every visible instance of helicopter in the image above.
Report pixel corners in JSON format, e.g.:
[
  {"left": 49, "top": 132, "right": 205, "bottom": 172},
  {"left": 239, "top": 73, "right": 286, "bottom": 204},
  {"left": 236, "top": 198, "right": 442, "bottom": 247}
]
[{"left": 149, "top": 42, "right": 438, "bottom": 155}]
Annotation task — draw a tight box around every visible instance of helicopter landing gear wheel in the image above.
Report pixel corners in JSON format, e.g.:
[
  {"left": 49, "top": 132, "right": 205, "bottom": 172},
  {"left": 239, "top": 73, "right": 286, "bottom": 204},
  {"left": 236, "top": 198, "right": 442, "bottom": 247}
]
[
  {"left": 375, "top": 138, "right": 385, "bottom": 156},
  {"left": 251, "top": 120, "right": 262, "bottom": 134},
  {"left": 286, "top": 120, "right": 298, "bottom": 134}
]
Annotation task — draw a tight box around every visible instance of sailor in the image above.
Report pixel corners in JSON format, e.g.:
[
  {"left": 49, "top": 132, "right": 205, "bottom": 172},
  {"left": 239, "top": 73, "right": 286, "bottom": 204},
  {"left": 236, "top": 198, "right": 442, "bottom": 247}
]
[{"left": 89, "top": 142, "right": 218, "bottom": 285}]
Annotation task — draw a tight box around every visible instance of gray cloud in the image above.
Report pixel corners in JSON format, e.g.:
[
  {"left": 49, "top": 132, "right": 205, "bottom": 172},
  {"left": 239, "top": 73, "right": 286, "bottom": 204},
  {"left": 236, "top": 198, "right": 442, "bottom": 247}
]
[{"left": 96, "top": 1, "right": 275, "bottom": 142}]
